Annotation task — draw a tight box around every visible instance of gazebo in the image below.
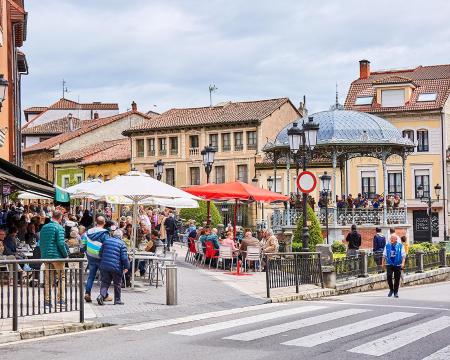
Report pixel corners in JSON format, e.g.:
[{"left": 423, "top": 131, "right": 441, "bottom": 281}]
[{"left": 262, "top": 106, "right": 415, "bottom": 242}]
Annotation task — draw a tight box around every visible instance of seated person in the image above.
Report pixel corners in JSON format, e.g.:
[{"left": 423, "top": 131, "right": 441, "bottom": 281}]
[
  {"left": 145, "top": 230, "right": 164, "bottom": 252},
  {"left": 222, "top": 231, "right": 238, "bottom": 253},
  {"left": 206, "top": 228, "right": 220, "bottom": 250},
  {"left": 239, "top": 230, "right": 260, "bottom": 259},
  {"left": 4, "top": 226, "right": 19, "bottom": 257}
]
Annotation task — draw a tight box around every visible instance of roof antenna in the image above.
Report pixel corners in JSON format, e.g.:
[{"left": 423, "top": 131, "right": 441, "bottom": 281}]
[
  {"left": 335, "top": 82, "right": 339, "bottom": 107},
  {"left": 209, "top": 84, "right": 218, "bottom": 107},
  {"left": 330, "top": 83, "right": 344, "bottom": 110},
  {"left": 62, "top": 79, "right": 69, "bottom": 99}
]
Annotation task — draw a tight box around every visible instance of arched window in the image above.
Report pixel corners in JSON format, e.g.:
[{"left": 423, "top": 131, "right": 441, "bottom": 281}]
[
  {"left": 402, "top": 129, "right": 414, "bottom": 142},
  {"left": 417, "top": 129, "right": 429, "bottom": 152}
]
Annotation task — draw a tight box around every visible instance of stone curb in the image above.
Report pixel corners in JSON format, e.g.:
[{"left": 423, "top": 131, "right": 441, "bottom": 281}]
[
  {"left": 270, "top": 288, "right": 337, "bottom": 303},
  {"left": 0, "top": 321, "right": 109, "bottom": 344}
]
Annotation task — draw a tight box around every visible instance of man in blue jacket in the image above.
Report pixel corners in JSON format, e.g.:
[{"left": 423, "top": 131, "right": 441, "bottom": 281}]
[
  {"left": 97, "top": 230, "right": 129, "bottom": 305},
  {"left": 382, "top": 234, "right": 406, "bottom": 298},
  {"left": 83, "top": 216, "right": 111, "bottom": 303}
]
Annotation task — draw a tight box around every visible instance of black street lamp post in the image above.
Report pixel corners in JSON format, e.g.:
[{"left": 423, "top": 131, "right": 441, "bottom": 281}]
[
  {"left": 287, "top": 117, "right": 319, "bottom": 252},
  {"left": 201, "top": 145, "right": 216, "bottom": 225},
  {"left": 320, "top": 171, "right": 332, "bottom": 244},
  {"left": 154, "top": 159, "right": 164, "bottom": 181},
  {"left": 417, "top": 183, "right": 441, "bottom": 242}
]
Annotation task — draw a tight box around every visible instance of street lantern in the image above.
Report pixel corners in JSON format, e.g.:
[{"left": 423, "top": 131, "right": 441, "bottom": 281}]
[
  {"left": 320, "top": 171, "right": 331, "bottom": 193},
  {"left": 417, "top": 184, "right": 424, "bottom": 199},
  {"left": 154, "top": 159, "right": 164, "bottom": 181},
  {"left": 267, "top": 176, "right": 274, "bottom": 192},
  {"left": 0, "top": 75, "right": 8, "bottom": 108},
  {"left": 303, "top": 116, "right": 320, "bottom": 150},
  {"left": 434, "top": 183, "right": 441, "bottom": 200},
  {"left": 287, "top": 122, "right": 304, "bottom": 153},
  {"left": 201, "top": 145, "right": 216, "bottom": 225},
  {"left": 251, "top": 176, "right": 258, "bottom": 185}
]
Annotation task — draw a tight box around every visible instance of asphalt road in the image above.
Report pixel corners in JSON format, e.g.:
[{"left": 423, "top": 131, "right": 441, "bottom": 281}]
[{"left": 2, "top": 281, "right": 450, "bottom": 360}]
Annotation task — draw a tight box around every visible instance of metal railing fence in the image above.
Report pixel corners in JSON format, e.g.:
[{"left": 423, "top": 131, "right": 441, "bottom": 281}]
[{"left": 0, "top": 258, "right": 86, "bottom": 331}]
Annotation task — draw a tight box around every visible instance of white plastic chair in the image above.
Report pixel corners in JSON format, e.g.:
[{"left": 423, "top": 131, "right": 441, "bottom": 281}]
[
  {"left": 195, "top": 242, "right": 205, "bottom": 267},
  {"left": 217, "top": 246, "right": 235, "bottom": 271},
  {"left": 244, "top": 246, "right": 262, "bottom": 272}
]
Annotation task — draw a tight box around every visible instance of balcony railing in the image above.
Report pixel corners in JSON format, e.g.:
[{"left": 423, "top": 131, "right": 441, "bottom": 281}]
[
  {"left": 170, "top": 149, "right": 178, "bottom": 156},
  {"left": 271, "top": 207, "right": 407, "bottom": 230},
  {"left": 235, "top": 144, "right": 243, "bottom": 151},
  {"left": 222, "top": 145, "right": 231, "bottom": 152},
  {"left": 159, "top": 149, "right": 167, "bottom": 156},
  {"left": 148, "top": 150, "right": 155, "bottom": 156},
  {"left": 189, "top": 147, "right": 199, "bottom": 156},
  {"left": 247, "top": 143, "right": 257, "bottom": 150}
]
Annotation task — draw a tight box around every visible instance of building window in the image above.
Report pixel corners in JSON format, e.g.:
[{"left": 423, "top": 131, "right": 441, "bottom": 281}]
[
  {"left": 36, "top": 164, "right": 40, "bottom": 176},
  {"left": 388, "top": 172, "right": 402, "bottom": 197},
  {"left": 209, "top": 134, "right": 218, "bottom": 150},
  {"left": 190, "top": 167, "right": 200, "bottom": 185},
  {"left": 169, "top": 137, "right": 178, "bottom": 155},
  {"left": 76, "top": 174, "right": 83, "bottom": 184},
  {"left": 189, "top": 135, "right": 199, "bottom": 149},
  {"left": 62, "top": 176, "right": 70, "bottom": 188},
  {"left": 354, "top": 96, "right": 373, "bottom": 105},
  {"left": 402, "top": 130, "right": 414, "bottom": 143},
  {"left": 222, "top": 133, "right": 231, "bottom": 151},
  {"left": 145, "top": 169, "right": 155, "bottom": 178},
  {"left": 136, "top": 139, "right": 144, "bottom": 157},
  {"left": 417, "top": 93, "right": 437, "bottom": 102},
  {"left": 234, "top": 132, "right": 243, "bottom": 151},
  {"left": 417, "top": 130, "right": 429, "bottom": 152},
  {"left": 247, "top": 131, "right": 257, "bottom": 150},
  {"left": 415, "top": 171, "right": 430, "bottom": 198},
  {"left": 381, "top": 89, "right": 405, "bottom": 107},
  {"left": 166, "top": 168, "right": 175, "bottom": 186},
  {"left": 215, "top": 166, "right": 225, "bottom": 184},
  {"left": 237, "top": 164, "right": 248, "bottom": 183},
  {"left": 361, "top": 171, "right": 376, "bottom": 199},
  {"left": 147, "top": 138, "right": 155, "bottom": 156},
  {"left": 159, "top": 138, "right": 167, "bottom": 155}
]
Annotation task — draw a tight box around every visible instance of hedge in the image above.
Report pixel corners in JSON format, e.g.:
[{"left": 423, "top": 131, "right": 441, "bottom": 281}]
[{"left": 179, "top": 200, "right": 222, "bottom": 227}]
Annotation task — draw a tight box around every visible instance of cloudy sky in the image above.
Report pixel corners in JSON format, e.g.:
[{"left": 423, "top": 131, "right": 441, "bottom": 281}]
[{"left": 21, "top": 0, "right": 450, "bottom": 114}]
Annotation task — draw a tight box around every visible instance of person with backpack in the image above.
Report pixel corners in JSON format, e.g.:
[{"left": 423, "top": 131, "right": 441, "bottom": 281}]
[
  {"left": 345, "top": 224, "right": 361, "bottom": 257},
  {"left": 82, "top": 216, "right": 111, "bottom": 303},
  {"left": 373, "top": 227, "right": 386, "bottom": 272}
]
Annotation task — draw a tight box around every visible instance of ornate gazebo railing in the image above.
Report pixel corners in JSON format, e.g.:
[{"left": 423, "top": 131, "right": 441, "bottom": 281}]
[{"left": 271, "top": 207, "right": 407, "bottom": 229}]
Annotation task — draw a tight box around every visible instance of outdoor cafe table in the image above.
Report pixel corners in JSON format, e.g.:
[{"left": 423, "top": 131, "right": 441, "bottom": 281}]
[{"left": 133, "top": 251, "right": 175, "bottom": 287}]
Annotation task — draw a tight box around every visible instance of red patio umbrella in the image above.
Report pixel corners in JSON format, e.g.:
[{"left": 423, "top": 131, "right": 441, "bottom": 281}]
[{"left": 184, "top": 181, "right": 289, "bottom": 237}]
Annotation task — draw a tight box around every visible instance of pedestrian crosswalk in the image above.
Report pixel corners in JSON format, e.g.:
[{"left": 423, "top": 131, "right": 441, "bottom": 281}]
[{"left": 164, "top": 304, "right": 450, "bottom": 359}]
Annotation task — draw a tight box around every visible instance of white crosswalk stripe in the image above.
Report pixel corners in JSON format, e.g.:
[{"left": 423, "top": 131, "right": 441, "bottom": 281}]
[
  {"left": 170, "top": 305, "right": 326, "bottom": 336},
  {"left": 224, "top": 308, "right": 370, "bottom": 342},
  {"left": 120, "top": 303, "right": 287, "bottom": 331},
  {"left": 349, "top": 316, "right": 450, "bottom": 357},
  {"left": 421, "top": 345, "right": 450, "bottom": 360},
  {"left": 282, "top": 312, "right": 416, "bottom": 347}
]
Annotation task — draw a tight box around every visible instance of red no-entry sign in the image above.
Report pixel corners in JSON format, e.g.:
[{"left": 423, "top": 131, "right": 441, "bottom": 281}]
[{"left": 296, "top": 171, "right": 317, "bottom": 193}]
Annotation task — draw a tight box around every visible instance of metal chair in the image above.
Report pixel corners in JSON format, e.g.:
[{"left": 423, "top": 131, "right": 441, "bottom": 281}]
[
  {"left": 244, "top": 246, "right": 262, "bottom": 272},
  {"left": 217, "top": 246, "right": 235, "bottom": 271},
  {"left": 195, "top": 242, "right": 205, "bottom": 267}
]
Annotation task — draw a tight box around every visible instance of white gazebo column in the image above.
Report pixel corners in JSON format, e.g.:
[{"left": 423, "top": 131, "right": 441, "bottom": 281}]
[
  {"left": 402, "top": 154, "right": 407, "bottom": 224},
  {"left": 286, "top": 153, "right": 291, "bottom": 226},
  {"left": 332, "top": 151, "right": 338, "bottom": 227},
  {"left": 382, "top": 153, "right": 388, "bottom": 226}
]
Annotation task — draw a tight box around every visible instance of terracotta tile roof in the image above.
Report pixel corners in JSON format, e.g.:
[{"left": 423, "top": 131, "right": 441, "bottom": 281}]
[
  {"left": 48, "top": 98, "right": 119, "bottom": 110},
  {"left": 81, "top": 139, "right": 130, "bottom": 165},
  {"left": 21, "top": 116, "right": 83, "bottom": 135},
  {"left": 345, "top": 64, "right": 450, "bottom": 113},
  {"left": 125, "top": 98, "right": 295, "bottom": 133},
  {"left": 24, "top": 106, "right": 48, "bottom": 113},
  {"left": 49, "top": 139, "right": 128, "bottom": 164},
  {"left": 23, "top": 111, "right": 148, "bottom": 154}
]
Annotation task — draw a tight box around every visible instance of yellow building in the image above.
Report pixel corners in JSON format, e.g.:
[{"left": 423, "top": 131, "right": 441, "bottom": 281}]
[{"left": 344, "top": 60, "right": 450, "bottom": 242}]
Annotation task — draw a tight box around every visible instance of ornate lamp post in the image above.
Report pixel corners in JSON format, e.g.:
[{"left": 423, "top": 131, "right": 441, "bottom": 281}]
[
  {"left": 417, "top": 183, "right": 441, "bottom": 242},
  {"left": 320, "top": 171, "right": 332, "bottom": 244},
  {"left": 201, "top": 145, "right": 216, "bottom": 225},
  {"left": 287, "top": 117, "right": 319, "bottom": 252},
  {"left": 154, "top": 159, "right": 164, "bottom": 181}
]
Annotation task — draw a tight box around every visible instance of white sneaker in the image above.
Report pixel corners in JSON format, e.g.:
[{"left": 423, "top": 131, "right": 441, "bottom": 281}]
[{"left": 134, "top": 271, "right": 140, "bottom": 277}]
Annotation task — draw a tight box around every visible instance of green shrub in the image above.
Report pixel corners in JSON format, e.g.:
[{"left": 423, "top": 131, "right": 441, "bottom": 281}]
[
  {"left": 292, "top": 204, "right": 324, "bottom": 251},
  {"left": 409, "top": 242, "right": 440, "bottom": 255},
  {"left": 331, "top": 240, "right": 346, "bottom": 254},
  {"left": 179, "top": 200, "right": 222, "bottom": 227}
]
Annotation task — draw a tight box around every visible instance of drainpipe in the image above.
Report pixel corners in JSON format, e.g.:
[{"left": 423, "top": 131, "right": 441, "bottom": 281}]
[{"left": 440, "top": 110, "right": 448, "bottom": 240}]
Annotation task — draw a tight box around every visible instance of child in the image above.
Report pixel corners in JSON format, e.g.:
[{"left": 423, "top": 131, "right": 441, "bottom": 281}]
[
  {"left": 97, "top": 232, "right": 129, "bottom": 305},
  {"left": 400, "top": 235, "right": 409, "bottom": 254}
]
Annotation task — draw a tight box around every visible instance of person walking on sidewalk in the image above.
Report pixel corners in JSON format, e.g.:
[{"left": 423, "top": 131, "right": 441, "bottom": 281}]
[
  {"left": 373, "top": 227, "right": 386, "bottom": 272},
  {"left": 345, "top": 224, "right": 361, "bottom": 257},
  {"left": 40, "top": 210, "right": 68, "bottom": 307},
  {"left": 97, "top": 233, "right": 129, "bottom": 305},
  {"left": 382, "top": 234, "right": 406, "bottom": 298},
  {"left": 82, "top": 216, "right": 112, "bottom": 303}
]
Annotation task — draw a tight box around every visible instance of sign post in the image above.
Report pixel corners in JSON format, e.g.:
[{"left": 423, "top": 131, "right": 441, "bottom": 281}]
[{"left": 296, "top": 171, "right": 317, "bottom": 194}]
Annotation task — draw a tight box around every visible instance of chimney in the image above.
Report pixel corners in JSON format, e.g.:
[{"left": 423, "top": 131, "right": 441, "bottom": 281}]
[
  {"left": 93, "top": 112, "right": 99, "bottom": 119},
  {"left": 131, "top": 101, "right": 137, "bottom": 112},
  {"left": 359, "top": 59, "right": 371, "bottom": 79},
  {"left": 68, "top": 113, "right": 74, "bottom": 131}
]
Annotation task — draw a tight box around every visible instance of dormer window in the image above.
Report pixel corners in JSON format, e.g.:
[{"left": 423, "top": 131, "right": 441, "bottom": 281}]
[
  {"left": 417, "top": 93, "right": 437, "bottom": 102},
  {"left": 354, "top": 96, "right": 373, "bottom": 105},
  {"left": 381, "top": 89, "right": 405, "bottom": 107}
]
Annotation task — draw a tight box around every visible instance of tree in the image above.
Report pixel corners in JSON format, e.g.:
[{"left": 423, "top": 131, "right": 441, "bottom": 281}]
[
  {"left": 292, "top": 204, "right": 324, "bottom": 251},
  {"left": 179, "top": 200, "right": 222, "bottom": 227}
]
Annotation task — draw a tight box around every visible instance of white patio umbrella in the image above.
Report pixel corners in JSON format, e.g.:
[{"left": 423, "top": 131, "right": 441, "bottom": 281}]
[
  {"left": 17, "top": 191, "right": 52, "bottom": 200},
  {"left": 84, "top": 170, "right": 199, "bottom": 287},
  {"left": 65, "top": 179, "right": 103, "bottom": 199},
  {"left": 104, "top": 195, "right": 198, "bottom": 209}
]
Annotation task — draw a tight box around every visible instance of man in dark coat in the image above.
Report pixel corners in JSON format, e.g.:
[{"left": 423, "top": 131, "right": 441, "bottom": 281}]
[
  {"left": 345, "top": 224, "right": 361, "bottom": 257},
  {"left": 164, "top": 210, "right": 177, "bottom": 251}
]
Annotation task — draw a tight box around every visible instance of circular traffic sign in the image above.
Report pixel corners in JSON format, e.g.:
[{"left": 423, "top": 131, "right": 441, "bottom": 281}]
[{"left": 296, "top": 171, "right": 317, "bottom": 193}]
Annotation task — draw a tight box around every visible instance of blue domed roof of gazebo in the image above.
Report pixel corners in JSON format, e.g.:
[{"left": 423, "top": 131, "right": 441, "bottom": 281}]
[{"left": 275, "top": 109, "right": 411, "bottom": 146}]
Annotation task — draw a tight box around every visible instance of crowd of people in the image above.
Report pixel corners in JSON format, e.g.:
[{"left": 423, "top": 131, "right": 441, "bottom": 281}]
[{"left": 331, "top": 193, "right": 401, "bottom": 210}]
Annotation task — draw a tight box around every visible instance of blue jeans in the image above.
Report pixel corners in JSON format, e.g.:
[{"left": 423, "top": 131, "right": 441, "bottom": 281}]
[
  {"left": 85, "top": 261, "right": 99, "bottom": 295},
  {"left": 100, "top": 270, "right": 122, "bottom": 303}
]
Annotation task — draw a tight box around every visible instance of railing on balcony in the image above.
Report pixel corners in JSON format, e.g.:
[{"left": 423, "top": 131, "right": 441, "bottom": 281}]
[
  {"left": 247, "top": 143, "right": 257, "bottom": 150},
  {"left": 189, "top": 147, "right": 199, "bottom": 156},
  {"left": 271, "top": 207, "right": 407, "bottom": 229},
  {"left": 170, "top": 149, "right": 178, "bottom": 156},
  {"left": 235, "top": 144, "right": 243, "bottom": 151},
  {"left": 148, "top": 150, "right": 155, "bottom": 156},
  {"left": 159, "top": 149, "right": 167, "bottom": 156}
]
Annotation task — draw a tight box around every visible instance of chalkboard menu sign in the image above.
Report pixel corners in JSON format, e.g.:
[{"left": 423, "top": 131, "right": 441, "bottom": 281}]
[{"left": 413, "top": 210, "right": 439, "bottom": 242}]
